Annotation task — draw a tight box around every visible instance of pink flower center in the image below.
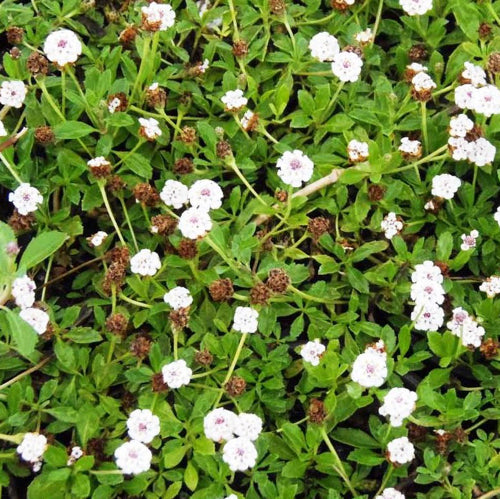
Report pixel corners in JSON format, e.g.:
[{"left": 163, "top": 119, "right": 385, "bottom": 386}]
[
  {"left": 290, "top": 159, "right": 302, "bottom": 170},
  {"left": 58, "top": 40, "right": 67, "bottom": 48},
  {"left": 201, "top": 188, "right": 211, "bottom": 196}
]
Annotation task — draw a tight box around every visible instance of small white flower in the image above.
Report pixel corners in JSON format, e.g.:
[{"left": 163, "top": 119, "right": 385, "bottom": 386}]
[
  {"left": 139, "top": 117, "right": 162, "bottom": 140},
  {"left": 471, "top": 85, "right": 500, "bottom": 117},
  {"left": 450, "top": 316, "right": 485, "bottom": 348},
  {"left": 233, "top": 306, "right": 259, "bottom": 334},
  {"left": 0, "top": 120, "right": 7, "bottom": 137},
  {"left": 406, "top": 63, "right": 428, "bottom": 74},
  {"left": 300, "top": 339, "right": 326, "bottom": 366},
  {"left": 0, "top": 80, "right": 27, "bottom": 108},
  {"left": 163, "top": 286, "right": 193, "bottom": 310},
  {"left": 178, "top": 207, "right": 212, "bottom": 239},
  {"left": 198, "top": 59, "right": 209, "bottom": 73},
  {"left": 8, "top": 183, "right": 43, "bottom": 216},
  {"left": 160, "top": 180, "right": 189, "bottom": 209},
  {"left": 67, "top": 446, "right": 84, "bottom": 466},
  {"left": 449, "top": 114, "right": 474, "bottom": 138},
  {"left": 89, "top": 231, "right": 108, "bottom": 248},
  {"left": 221, "top": 89, "right": 247, "bottom": 111},
  {"left": 234, "top": 413, "right": 263, "bottom": 441},
  {"left": 376, "top": 488, "right": 406, "bottom": 499},
  {"left": 19, "top": 308, "right": 50, "bottom": 335},
  {"left": 399, "top": 137, "right": 421, "bottom": 157},
  {"left": 11, "top": 275, "right": 36, "bottom": 309},
  {"left": 431, "top": 174, "right": 461, "bottom": 200},
  {"left": 454, "top": 84, "right": 477, "bottom": 110},
  {"left": 130, "top": 249, "right": 162, "bottom": 277},
  {"left": 276, "top": 149, "right": 314, "bottom": 188},
  {"left": 240, "top": 110, "right": 257, "bottom": 131},
  {"left": 462, "top": 62, "right": 487, "bottom": 88},
  {"left": 387, "top": 436, "right": 415, "bottom": 465},
  {"left": 141, "top": 2, "right": 176, "bottom": 31},
  {"left": 108, "top": 97, "right": 121, "bottom": 113},
  {"left": 162, "top": 359, "right": 192, "bottom": 389},
  {"left": 399, "top": 0, "right": 432, "bottom": 16},
  {"left": 410, "top": 279, "right": 445, "bottom": 305},
  {"left": 379, "top": 388, "right": 418, "bottom": 427},
  {"left": 222, "top": 437, "right": 258, "bottom": 472},
  {"left": 127, "top": 409, "right": 160, "bottom": 444},
  {"left": 411, "top": 302, "right": 444, "bottom": 332},
  {"left": 355, "top": 28, "right": 373, "bottom": 45},
  {"left": 447, "top": 307, "right": 470, "bottom": 332},
  {"left": 381, "top": 212, "right": 403, "bottom": 240},
  {"left": 308, "top": 32, "right": 340, "bottom": 62},
  {"left": 188, "top": 179, "right": 224, "bottom": 210},
  {"left": 448, "top": 137, "right": 470, "bottom": 161},
  {"left": 347, "top": 139, "right": 369, "bottom": 162},
  {"left": 460, "top": 230, "right": 479, "bottom": 251},
  {"left": 351, "top": 345, "right": 387, "bottom": 388},
  {"left": 204, "top": 408, "right": 239, "bottom": 442},
  {"left": 43, "top": 29, "right": 82, "bottom": 66},
  {"left": 17, "top": 433, "right": 47, "bottom": 464},
  {"left": 87, "top": 156, "right": 111, "bottom": 172},
  {"left": 479, "top": 275, "right": 500, "bottom": 298},
  {"left": 225, "top": 495, "right": 238, "bottom": 499},
  {"left": 114, "top": 440, "right": 152, "bottom": 475},
  {"left": 494, "top": 206, "right": 500, "bottom": 227},
  {"left": 412, "top": 261, "right": 443, "bottom": 284},
  {"left": 331, "top": 51, "right": 363, "bottom": 82},
  {"left": 467, "top": 137, "right": 496, "bottom": 167},
  {"left": 411, "top": 72, "right": 436, "bottom": 92}
]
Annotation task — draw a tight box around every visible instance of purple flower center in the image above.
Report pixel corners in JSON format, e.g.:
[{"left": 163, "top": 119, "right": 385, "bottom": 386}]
[{"left": 290, "top": 159, "right": 302, "bottom": 170}]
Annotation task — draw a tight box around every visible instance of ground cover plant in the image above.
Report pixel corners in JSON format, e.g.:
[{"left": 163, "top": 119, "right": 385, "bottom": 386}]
[{"left": 0, "top": 0, "right": 500, "bottom": 497}]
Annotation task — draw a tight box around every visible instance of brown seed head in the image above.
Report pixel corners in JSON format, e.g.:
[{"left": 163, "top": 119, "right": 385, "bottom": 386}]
[
  {"left": 270, "top": 0, "right": 286, "bottom": 15},
  {"left": 7, "top": 27, "right": 24, "bottom": 45},
  {"left": 408, "top": 44, "right": 428, "bottom": 62},
  {"left": 8, "top": 210, "right": 35, "bottom": 232},
  {"left": 130, "top": 334, "right": 152, "bottom": 359},
  {"left": 10, "top": 47, "right": 21, "bottom": 60},
  {"left": 26, "top": 52, "right": 49, "bottom": 76},
  {"left": 121, "top": 391, "right": 136, "bottom": 410},
  {"left": 250, "top": 282, "right": 271, "bottom": 305},
  {"left": 308, "top": 399, "right": 327, "bottom": 424},
  {"left": 331, "top": 0, "right": 351, "bottom": 10},
  {"left": 151, "top": 214, "right": 177, "bottom": 236},
  {"left": 107, "top": 92, "right": 128, "bottom": 113},
  {"left": 308, "top": 217, "right": 330, "bottom": 240},
  {"left": 34, "top": 126, "right": 56, "bottom": 146},
  {"left": 195, "top": 349, "right": 213, "bottom": 366},
  {"left": 488, "top": 53, "right": 500, "bottom": 73},
  {"left": 152, "top": 372, "right": 168, "bottom": 392},
  {"left": 368, "top": 184, "right": 386, "bottom": 201},
  {"left": 103, "top": 262, "right": 126, "bottom": 295},
  {"left": 209, "top": 278, "right": 234, "bottom": 302},
  {"left": 408, "top": 422, "right": 427, "bottom": 442},
  {"left": 109, "top": 247, "right": 130, "bottom": 266},
  {"left": 119, "top": 26, "right": 138, "bottom": 46},
  {"left": 105, "top": 313, "right": 129, "bottom": 338},
  {"left": 174, "top": 157, "right": 194, "bottom": 175},
  {"left": 480, "top": 338, "right": 499, "bottom": 359},
  {"left": 170, "top": 307, "right": 189, "bottom": 330},
  {"left": 232, "top": 40, "right": 249, "bottom": 58},
  {"left": 133, "top": 183, "right": 161, "bottom": 207},
  {"left": 178, "top": 239, "right": 198, "bottom": 259},
  {"left": 479, "top": 22, "right": 492, "bottom": 39},
  {"left": 275, "top": 190, "right": 288, "bottom": 202},
  {"left": 107, "top": 175, "right": 127, "bottom": 194},
  {"left": 216, "top": 140, "right": 232, "bottom": 159},
  {"left": 145, "top": 85, "right": 167, "bottom": 109},
  {"left": 266, "top": 268, "right": 290, "bottom": 294},
  {"left": 180, "top": 126, "right": 197, "bottom": 145},
  {"left": 225, "top": 376, "right": 247, "bottom": 396}
]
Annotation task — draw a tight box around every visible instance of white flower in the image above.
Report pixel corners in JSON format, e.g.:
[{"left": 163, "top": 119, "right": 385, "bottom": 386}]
[
  {"left": 0, "top": 80, "right": 27, "bottom": 108},
  {"left": 494, "top": 206, "right": 500, "bottom": 227},
  {"left": 240, "top": 110, "right": 257, "bottom": 131},
  {"left": 163, "top": 286, "right": 193, "bottom": 310},
  {"left": 178, "top": 207, "right": 212, "bottom": 239},
  {"left": 379, "top": 388, "right": 418, "bottom": 427},
  {"left": 351, "top": 346, "right": 387, "bottom": 388},
  {"left": 407, "top": 63, "right": 427, "bottom": 74},
  {"left": 448, "top": 137, "right": 470, "bottom": 161},
  {"left": 188, "top": 179, "right": 224, "bottom": 210},
  {"left": 460, "top": 230, "right": 479, "bottom": 251},
  {"left": 411, "top": 302, "right": 444, "bottom": 331},
  {"left": 8, "top": 183, "right": 43, "bottom": 215},
  {"left": 447, "top": 307, "right": 470, "bottom": 332},
  {"left": 331, "top": 51, "right": 363, "bottom": 82},
  {"left": 399, "top": 0, "right": 432, "bottom": 15},
  {"left": 467, "top": 138, "right": 496, "bottom": 167},
  {"left": 130, "top": 249, "right": 162, "bottom": 277},
  {"left": 462, "top": 62, "right": 487, "bottom": 88},
  {"left": 399, "top": 137, "right": 421, "bottom": 157},
  {"left": 225, "top": 495, "right": 238, "bottom": 499},
  {"left": 412, "top": 260, "right": 443, "bottom": 284},
  {"left": 471, "top": 85, "right": 500, "bottom": 117},
  {"left": 479, "top": 275, "right": 500, "bottom": 298},
  {"left": 160, "top": 180, "right": 189, "bottom": 209},
  {"left": 454, "top": 84, "right": 477, "bottom": 109},
  {"left": 108, "top": 97, "right": 121, "bottom": 113},
  {"left": 233, "top": 306, "right": 259, "bottom": 334},
  {"left": 87, "top": 156, "right": 111, "bottom": 172},
  {"left": 276, "top": 149, "right": 314, "bottom": 188},
  {"left": 17, "top": 433, "right": 47, "bottom": 464},
  {"left": 89, "top": 231, "right": 108, "bottom": 248},
  {"left": 347, "top": 139, "right": 369, "bottom": 162},
  {"left": 308, "top": 32, "right": 340, "bottom": 62},
  {"left": 387, "top": 436, "right": 415, "bottom": 465},
  {"left": 410, "top": 279, "right": 445, "bottom": 305},
  {"left": 114, "top": 440, "right": 152, "bottom": 475},
  {"left": 0, "top": 120, "right": 7, "bottom": 137},
  {"left": 19, "top": 308, "right": 50, "bottom": 335},
  {"left": 141, "top": 2, "right": 176, "bottom": 31},
  {"left": 139, "top": 117, "right": 162, "bottom": 140},
  {"left": 204, "top": 408, "right": 239, "bottom": 442},
  {"left": 450, "top": 316, "right": 485, "bottom": 348},
  {"left": 222, "top": 437, "right": 258, "bottom": 472},
  {"left": 300, "top": 339, "right": 326, "bottom": 366},
  {"left": 127, "top": 409, "right": 160, "bottom": 444},
  {"left": 376, "top": 488, "right": 406, "bottom": 499},
  {"left": 67, "top": 446, "right": 84, "bottom": 466},
  {"left": 411, "top": 72, "right": 436, "bottom": 92},
  {"left": 449, "top": 114, "right": 474, "bottom": 138},
  {"left": 431, "top": 174, "right": 461, "bottom": 200},
  {"left": 355, "top": 28, "right": 373, "bottom": 45},
  {"left": 43, "top": 29, "right": 82, "bottom": 66},
  {"left": 11, "top": 276, "right": 36, "bottom": 309},
  {"left": 221, "top": 89, "right": 247, "bottom": 111},
  {"left": 234, "top": 413, "right": 263, "bottom": 441},
  {"left": 198, "top": 59, "right": 209, "bottom": 73},
  {"left": 381, "top": 212, "right": 403, "bottom": 240},
  {"left": 162, "top": 359, "right": 192, "bottom": 389}
]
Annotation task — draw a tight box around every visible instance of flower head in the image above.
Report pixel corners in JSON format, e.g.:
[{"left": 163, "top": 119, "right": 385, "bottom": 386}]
[
  {"left": 11, "top": 275, "right": 36, "bottom": 309},
  {"left": 163, "top": 286, "right": 193, "bottom": 310},
  {"left": 178, "top": 207, "right": 212, "bottom": 239},
  {"left": 141, "top": 2, "right": 176, "bottom": 31},
  {"left": 467, "top": 137, "right": 496, "bottom": 167},
  {"left": 221, "top": 89, "right": 247, "bottom": 111},
  {"left": 139, "top": 117, "right": 162, "bottom": 140},
  {"left": 331, "top": 51, "right": 363, "bottom": 82},
  {"left": 276, "top": 149, "right": 314, "bottom": 188},
  {"left": 222, "top": 437, "right": 258, "bottom": 472},
  {"left": 233, "top": 306, "right": 259, "bottom": 333},
  {"left": 204, "top": 408, "right": 239, "bottom": 442},
  {"left": 351, "top": 344, "right": 387, "bottom": 388},
  {"left": 376, "top": 488, "right": 406, "bottom": 499},
  {"left": 379, "top": 388, "right": 418, "bottom": 427},
  {"left": 387, "top": 436, "right": 415, "bottom": 465},
  {"left": 462, "top": 62, "right": 487, "bottom": 87},
  {"left": 399, "top": 0, "right": 432, "bottom": 15},
  {"left": 89, "top": 231, "right": 108, "bottom": 248},
  {"left": 381, "top": 212, "right": 403, "bottom": 240},
  {"left": 8, "top": 183, "right": 43, "bottom": 215},
  {"left": 43, "top": 29, "right": 82, "bottom": 67},
  {"left": 19, "top": 308, "right": 50, "bottom": 335},
  {"left": 309, "top": 32, "right": 340, "bottom": 62},
  {"left": 0, "top": 80, "right": 27, "bottom": 108},
  {"left": 460, "top": 230, "right": 479, "bottom": 251},
  {"left": 130, "top": 249, "right": 161, "bottom": 276},
  {"left": 160, "top": 180, "right": 189, "bottom": 209},
  {"left": 188, "top": 179, "right": 224, "bottom": 210},
  {"left": 127, "top": 409, "right": 160, "bottom": 444},
  {"left": 300, "top": 339, "right": 326, "bottom": 366},
  {"left": 114, "top": 440, "right": 152, "bottom": 475},
  {"left": 479, "top": 275, "right": 500, "bottom": 298},
  {"left": 347, "top": 139, "right": 369, "bottom": 162},
  {"left": 234, "top": 413, "right": 263, "bottom": 441},
  {"left": 162, "top": 359, "right": 192, "bottom": 388},
  {"left": 449, "top": 114, "right": 474, "bottom": 138},
  {"left": 431, "top": 174, "right": 461, "bottom": 200},
  {"left": 17, "top": 433, "right": 47, "bottom": 466}
]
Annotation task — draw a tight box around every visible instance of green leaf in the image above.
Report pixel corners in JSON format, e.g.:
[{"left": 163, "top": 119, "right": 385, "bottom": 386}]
[
  {"left": 54, "top": 121, "right": 96, "bottom": 139},
  {"left": 331, "top": 427, "right": 379, "bottom": 448},
  {"left": 436, "top": 231, "right": 453, "bottom": 261},
  {"left": 19, "top": 231, "right": 67, "bottom": 270},
  {"left": 76, "top": 405, "right": 100, "bottom": 445},
  {"left": 346, "top": 267, "right": 370, "bottom": 294},
  {"left": 65, "top": 327, "right": 102, "bottom": 344},
  {"left": 5, "top": 309, "right": 38, "bottom": 357},
  {"left": 116, "top": 152, "right": 152, "bottom": 179},
  {"left": 184, "top": 461, "right": 198, "bottom": 491}
]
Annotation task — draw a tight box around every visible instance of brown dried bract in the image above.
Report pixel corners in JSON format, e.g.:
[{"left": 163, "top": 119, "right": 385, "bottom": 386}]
[
  {"left": 408, "top": 44, "right": 428, "bottom": 62},
  {"left": 368, "top": 184, "right": 385, "bottom": 201},
  {"left": 34, "top": 126, "right": 55, "bottom": 146},
  {"left": 250, "top": 282, "right": 271, "bottom": 305},
  {"left": 170, "top": 307, "right": 189, "bottom": 330},
  {"left": 119, "top": 25, "right": 138, "bottom": 47},
  {"left": 216, "top": 140, "right": 232, "bottom": 159},
  {"left": 26, "top": 52, "right": 49, "bottom": 76},
  {"left": 225, "top": 376, "right": 247, "bottom": 396},
  {"left": 308, "top": 398, "right": 327, "bottom": 424},
  {"left": 152, "top": 372, "right": 168, "bottom": 392},
  {"left": 107, "top": 92, "right": 128, "bottom": 113},
  {"left": 209, "top": 278, "right": 234, "bottom": 302},
  {"left": 266, "top": 268, "right": 290, "bottom": 294},
  {"left": 151, "top": 214, "right": 177, "bottom": 236},
  {"left": 130, "top": 334, "right": 152, "bottom": 359},
  {"left": 174, "top": 157, "right": 194, "bottom": 175},
  {"left": 180, "top": 126, "right": 197, "bottom": 145},
  {"left": 133, "top": 183, "right": 161, "bottom": 207},
  {"left": 308, "top": 217, "right": 330, "bottom": 240},
  {"left": 7, "top": 27, "right": 24, "bottom": 44},
  {"left": 145, "top": 86, "right": 167, "bottom": 109},
  {"left": 232, "top": 40, "right": 249, "bottom": 58},
  {"left": 107, "top": 175, "right": 127, "bottom": 194},
  {"left": 480, "top": 338, "right": 499, "bottom": 359},
  {"left": 8, "top": 210, "right": 35, "bottom": 232},
  {"left": 105, "top": 313, "right": 129, "bottom": 337},
  {"left": 178, "top": 239, "right": 198, "bottom": 259},
  {"left": 195, "top": 349, "right": 213, "bottom": 366}
]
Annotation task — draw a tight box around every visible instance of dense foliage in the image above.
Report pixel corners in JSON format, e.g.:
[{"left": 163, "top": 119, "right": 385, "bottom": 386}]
[{"left": 1, "top": 0, "right": 500, "bottom": 498}]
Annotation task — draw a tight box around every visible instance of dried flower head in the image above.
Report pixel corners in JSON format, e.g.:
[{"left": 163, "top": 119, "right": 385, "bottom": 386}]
[
  {"left": 105, "top": 313, "right": 129, "bottom": 337},
  {"left": 266, "top": 268, "right": 290, "bottom": 294},
  {"left": 308, "top": 399, "right": 327, "bottom": 424},
  {"left": 308, "top": 217, "right": 330, "bottom": 239},
  {"left": 209, "top": 278, "right": 234, "bottom": 302},
  {"left": 225, "top": 376, "right": 247, "bottom": 396},
  {"left": 133, "top": 183, "right": 161, "bottom": 207},
  {"left": 250, "top": 282, "right": 271, "bottom": 305},
  {"left": 34, "top": 126, "right": 55, "bottom": 146},
  {"left": 130, "top": 334, "right": 152, "bottom": 359}
]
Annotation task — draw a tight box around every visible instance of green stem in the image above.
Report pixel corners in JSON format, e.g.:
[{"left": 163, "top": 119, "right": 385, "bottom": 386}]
[
  {"left": 388, "top": 144, "right": 448, "bottom": 174},
  {"left": 487, "top": 2, "right": 500, "bottom": 26},
  {"left": 421, "top": 101, "right": 428, "bottom": 155},
  {"left": 61, "top": 69, "right": 66, "bottom": 116},
  {"left": 118, "top": 196, "right": 139, "bottom": 251},
  {"left": 320, "top": 82, "right": 345, "bottom": 123},
  {"left": 213, "top": 332, "right": 248, "bottom": 408},
  {"left": 371, "top": 0, "right": 385, "bottom": 47},
  {"left": 260, "top": 126, "right": 279, "bottom": 144},
  {"left": 40, "top": 255, "right": 54, "bottom": 302},
  {"left": 97, "top": 181, "right": 126, "bottom": 247},
  {"left": 130, "top": 35, "right": 152, "bottom": 104},
  {"left": 119, "top": 294, "right": 152, "bottom": 308},
  {"left": 173, "top": 329, "right": 179, "bottom": 360},
  {"left": 0, "top": 433, "right": 23, "bottom": 444},
  {"left": 374, "top": 465, "right": 394, "bottom": 497},
  {"left": 0, "top": 356, "right": 51, "bottom": 392},
  {"left": 228, "top": 0, "right": 240, "bottom": 39},
  {"left": 0, "top": 152, "right": 23, "bottom": 183},
  {"left": 471, "top": 164, "right": 478, "bottom": 204}
]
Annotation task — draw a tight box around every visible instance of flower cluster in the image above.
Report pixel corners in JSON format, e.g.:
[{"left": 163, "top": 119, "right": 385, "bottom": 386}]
[
  {"left": 204, "top": 408, "right": 262, "bottom": 471},
  {"left": 12, "top": 275, "right": 50, "bottom": 335},
  {"left": 276, "top": 149, "right": 314, "bottom": 188},
  {"left": 379, "top": 388, "right": 418, "bottom": 427},
  {"left": 130, "top": 249, "right": 162, "bottom": 277},
  {"left": 43, "top": 29, "right": 82, "bottom": 67},
  {"left": 221, "top": 89, "right": 248, "bottom": 111},
  {"left": 447, "top": 307, "right": 485, "bottom": 348},
  {"left": 387, "top": 436, "right": 415, "bottom": 465},
  {"left": 161, "top": 359, "right": 192, "bottom": 388},
  {"left": 431, "top": 174, "right": 461, "bottom": 200},
  {"left": 479, "top": 275, "right": 500, "bottom": 299},
  {"left": 9, "top": 183, "right": 43, "bottom": 216},
  {"left": 163, "top": 286, "right": 193, "bottom": 310},
  {"left": 399, "top": 0, "right": 432, "bottom": 16},
  {"left": 17, "top": 433, "right": 47, "bottom": 472},
  {"left": 410, "top": 261, "right": 445, "bottom": 332},
  {"left": 351, "top": 340, "right": 388, "bottom": 388},
  {"left": 233, "top": 306, "right": 259, "bottom": 334},
  {"left": 300, "top": 339, "right": 326, "bottom": 366},
  {"left": 0, "top": 80, "right": 27, "bottom": 108},
  {"left": 347, "top": 139, "right": 369, "bottom": 163},
  {"left": 381, "top": 212, "right": 403, "bottom": 240}
]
